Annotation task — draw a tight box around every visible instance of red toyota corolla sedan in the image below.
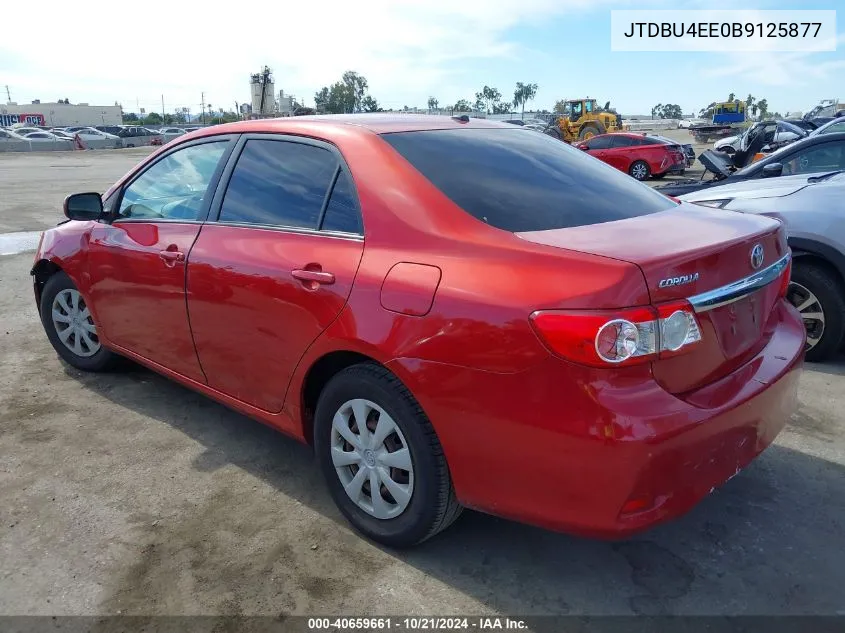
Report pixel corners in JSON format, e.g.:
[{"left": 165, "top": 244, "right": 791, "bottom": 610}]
[
  {"left": 576, "top": 132, "right": 687, "bottom": 180},
  {"left": 32, "top": 115, "right": 804, "bottom": 547}
]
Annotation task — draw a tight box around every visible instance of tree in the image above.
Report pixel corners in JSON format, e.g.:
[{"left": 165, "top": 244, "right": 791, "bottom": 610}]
[
  {"left": 122, "top": 112, "right": 139, "bottom": 123},
  {"left": 512, "top": 82, "right": 538, "bottom": 119},
  {"left": 651, "top": 103, "right": 663, "bottom": 119},
  {"left": 314, "top": 71, "right": 376, "bottom": 114},
  {"left": 361, "top": 95, "right": 382, "bottom": 112},
  {"left": 553, "top": 99, "right": 569, "bottom": 114},
  {"left": 757, "top": 98, "right": 769, "bottom": 120},
  {"left": 427, "top": 96, "right": 439, "bottom": 112},
  {"left": 662, "top": 104, "right": 683, "bottom": 119},
  {"left": 493, "top": 102, "right": 511, "bottom": 114},
  {"left": 475, "top": 85, "right": 502, "bottom": 114},
  {"left": 453, "top": 99, "right": 472, "bottom": 112},
  {"left": 143, "top": 112, "right": 163, "bottom": 125},
  {"left": 341, "top": 71, "right": 369, "bottom": 112},
  {"left": 728, "top": 92, "right": 736, "bottom": 102}
]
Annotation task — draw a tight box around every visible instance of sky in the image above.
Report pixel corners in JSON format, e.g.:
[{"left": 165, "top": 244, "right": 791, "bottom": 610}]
[{"left": 1, "top": 0, "right": 842, "bottom": 117}]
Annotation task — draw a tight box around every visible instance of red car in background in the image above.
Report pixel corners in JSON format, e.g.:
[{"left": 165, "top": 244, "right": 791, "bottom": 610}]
[
  {"left": 33, "top": 116, "right": 803, "bottom": 547},
  {"left": 577, "top": 132, "right": 687, "bottom": 180}
]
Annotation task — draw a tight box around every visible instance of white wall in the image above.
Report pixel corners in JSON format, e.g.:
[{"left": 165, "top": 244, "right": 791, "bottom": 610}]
[{"left": 0, "top": 103, "right": 122, "bottom": 127}]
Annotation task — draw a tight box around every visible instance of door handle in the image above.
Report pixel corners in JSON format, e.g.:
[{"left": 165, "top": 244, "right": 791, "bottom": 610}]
[
  {"left": 292, "top": 268, "right": 335, "bottom": 286},
  {"left": 159, "top": 249, "right": 185, "bottom": 266}
]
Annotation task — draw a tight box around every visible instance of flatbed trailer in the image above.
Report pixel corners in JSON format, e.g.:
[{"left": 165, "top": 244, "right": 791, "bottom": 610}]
[{"left": 688, "top": 123, "right": 745, "bottom": 144}]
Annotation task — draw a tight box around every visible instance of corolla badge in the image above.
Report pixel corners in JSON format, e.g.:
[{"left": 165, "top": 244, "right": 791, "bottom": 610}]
[
  {"left": 750, "top": 244, "right": 764, "bottom": 269},
  {"left": 658, "top": 272, "right": 700, "bottom": 288}
]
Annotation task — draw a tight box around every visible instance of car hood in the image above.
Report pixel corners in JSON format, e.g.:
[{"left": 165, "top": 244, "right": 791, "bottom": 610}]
[
  {"left": 714, "top": 135, "right": 739, "bottom": 148},
  {"left": 679, "top": 173, "right": 815, "bottom": 202}
]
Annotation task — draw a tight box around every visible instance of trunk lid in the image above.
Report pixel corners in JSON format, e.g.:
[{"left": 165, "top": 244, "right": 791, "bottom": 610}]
[{"left": 517, "top": 204, "right": 789, "bottom": 394}]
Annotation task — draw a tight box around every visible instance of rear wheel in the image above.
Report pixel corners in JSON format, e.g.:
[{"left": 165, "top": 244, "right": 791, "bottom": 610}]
[
  {"left": 787, "top": 262, "right": 845, "bottom": 362},
  {"left": 39, "top": 272, "right": 116, "bottom": 371},
  {"left": 629, "top": 160, "right": 651, "bottom": 181},
  {"left": 314, "top": 364, "right": 462, "bottom": 547}
]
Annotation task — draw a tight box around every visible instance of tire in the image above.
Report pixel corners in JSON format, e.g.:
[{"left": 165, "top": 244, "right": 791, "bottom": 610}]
[
  {"left": 787, "top": 262, "right": 845, "bottom": 362},
  {"left": 39, "top": 272, "right": 116, "bottom": 372},
  {"left": 652, "top": 172, "right": 667, "bottom": 179},
  {"left": 629, "top": 160, "right": 651, "bottom": 181},
  {"left": 314, "top": 363, "right": 462, "bottom": 547},
  {"left": 578, "top": 124, "right": 603, "bottom": 140}
]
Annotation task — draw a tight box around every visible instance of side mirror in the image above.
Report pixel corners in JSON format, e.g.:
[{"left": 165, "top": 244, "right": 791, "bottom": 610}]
[
  {"left": 64, "top": 192, "right": 103, "bottom": 221},
  {"left": 761, "top": 163, "right": 783, "bottom": 178}
]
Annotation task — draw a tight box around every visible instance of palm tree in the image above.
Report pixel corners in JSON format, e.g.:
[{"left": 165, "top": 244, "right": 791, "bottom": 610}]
[{"left": 512, "top": 82, "right": 538, "bottom": 119}]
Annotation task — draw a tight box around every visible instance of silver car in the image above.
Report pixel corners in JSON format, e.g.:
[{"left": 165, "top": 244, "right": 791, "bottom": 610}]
[
  {"left": 680, "top": 171, "right": 845, "bottom": 361},
  {"left": 0, "top": 128, "right": 74, "bottom": 152}
]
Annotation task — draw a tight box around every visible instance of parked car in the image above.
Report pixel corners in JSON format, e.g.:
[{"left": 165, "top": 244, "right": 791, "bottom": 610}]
[
  {"left": 95, "top": 126, "right": 125, "bottom": 136},
  {"left": 0, "top": 128, "right": 74, "bottom": 151},
  {"left": 714, "top": 120, "right": 806, "bottom": 155},
  {"left": 9, "top": 126, "right": 46, "bottom": 137},
  {"left": 33, "top": 115, "right": 803, "bottom": 547},
  {"left": 657, "top": 132, "right": 845, "bottom": 196},
  {"left": 680, "top": 171, "right": 845, "bottom": 361},
  {"left": 575, "top": 132, "right": 686, "bottom": 180},
  {"left": 647, "top": 134, "right": 695, "bottom": 168},
  {"left": 50, "top": 130, "right": 76, "bottom": 140},
  {"left": 117, "top": 126, "right": 163, "bottom": 147},
  {"left": 678, "top": 119, "right": 693, "bottom": 129},
  {"left": 810, "top": 117, "right": 845, "bottom": 136},
  {"left": 157, "top": 127, "right": 188, "bottom": 143},
  {"left": 72, "top": 127, "right": 124, "bottom": 149},
  {"left": 64, "top": 126, "right": 91, "bottom": 134}
]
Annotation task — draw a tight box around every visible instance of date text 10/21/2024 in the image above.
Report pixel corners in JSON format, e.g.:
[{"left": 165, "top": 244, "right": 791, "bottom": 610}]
[{"left": 307, "top": 617, "right": 529, "bottom": 630}]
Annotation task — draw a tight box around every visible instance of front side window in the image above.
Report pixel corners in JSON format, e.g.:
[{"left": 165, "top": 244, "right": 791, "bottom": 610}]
[
  {"left": 218, "top": 139, "right": 338, "bottom": 229},
  {"left": 820, "top": 121, "right": 845, "bottom": 135},
  {"left": 780, "top": 142, "right": 845, "bottom": 176},
  {"left": 117, "top": 141, "right": 229, "bottom": 221},
  {"left": 382, "top": 128, "right": 675, "bottom": 233},
  {"left": 587, "top": 136, "right": 611, "bottom": 150}
]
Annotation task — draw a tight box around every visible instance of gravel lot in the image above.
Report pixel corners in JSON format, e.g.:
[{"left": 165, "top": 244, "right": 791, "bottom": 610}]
[{"left": 1, "top": 145, "right": 843, "bottom": 617}]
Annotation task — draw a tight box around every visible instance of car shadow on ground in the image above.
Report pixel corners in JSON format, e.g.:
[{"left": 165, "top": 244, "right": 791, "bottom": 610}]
[
  {"left": 804, "top": 353, "right": 845, "bottom": 376},
  {"left": 65, "top": 361, "right": 845, "bottom": 615}
]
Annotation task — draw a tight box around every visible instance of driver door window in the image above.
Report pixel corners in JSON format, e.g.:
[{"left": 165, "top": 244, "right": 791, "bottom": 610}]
[
  {"left": 782, "top": 142, "right": 845, "bottom": 175},
  {"left": 117, "top": 141, "right": 229, "bottom": 221}
]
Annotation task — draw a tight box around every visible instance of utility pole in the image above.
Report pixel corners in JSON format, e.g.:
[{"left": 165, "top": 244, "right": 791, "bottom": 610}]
[
  {"left": 161, "top": 94, "right": 165, "bottom": 123},
  {"left": 4, "top": 85, "right": 10, "bottom": 103},
  {"left": 201, "top": 92, "right": 206, "bottom": 125}
]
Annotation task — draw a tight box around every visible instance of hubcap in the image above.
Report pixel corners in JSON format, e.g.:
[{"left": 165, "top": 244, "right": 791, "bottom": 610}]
[
  {"left": 787, "top": 281, "right": 825, "bottom": 350},
  {"left": 330, "top": 398, "right": 414, "bottom": 520},
  {"left": 51, "top": 288, "right": 100, "bottom": 357},
  {"left": 632, "top": 163, "right": 647, "bottom": 180}
]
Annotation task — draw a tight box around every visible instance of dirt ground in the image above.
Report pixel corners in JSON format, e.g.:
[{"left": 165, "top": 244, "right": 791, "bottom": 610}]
[{"left": 1, "top": 147, "right": 844, "bottom": 617}]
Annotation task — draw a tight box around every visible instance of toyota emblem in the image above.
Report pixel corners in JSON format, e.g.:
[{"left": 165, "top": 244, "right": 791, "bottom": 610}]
[{"left": 750, "top": 244, "right": 764, "bottom": 269}]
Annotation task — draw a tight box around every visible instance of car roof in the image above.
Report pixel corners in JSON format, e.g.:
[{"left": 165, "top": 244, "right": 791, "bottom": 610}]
[{"left": 189, "top": 114, "right": 513, "bottom": 138}]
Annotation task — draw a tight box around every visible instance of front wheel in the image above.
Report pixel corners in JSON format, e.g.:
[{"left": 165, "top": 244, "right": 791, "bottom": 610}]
[
  {"left": 314, "top": 364, "right": 462, "bottom": 547},
  {"left": 787, "top": 263, "right": 845, "bottom": 362},
  {"left": 39, "top": 272, "right": 116, "bottom": 371},
  {"left": 629, "top": 160, "right": 651, "bottom": 181}
]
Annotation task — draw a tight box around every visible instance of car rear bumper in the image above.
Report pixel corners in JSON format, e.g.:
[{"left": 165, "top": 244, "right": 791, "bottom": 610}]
[{"left": 388, "top": 299, "right": 804, "bottom": 538}]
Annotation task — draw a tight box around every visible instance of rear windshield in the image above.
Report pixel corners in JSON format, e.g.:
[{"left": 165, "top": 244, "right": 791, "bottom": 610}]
[{"left": 382, "top": 128, "right": 676, "bottom": 232}]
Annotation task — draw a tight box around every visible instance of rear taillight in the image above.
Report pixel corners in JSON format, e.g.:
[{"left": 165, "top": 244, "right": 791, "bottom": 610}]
[{"left": 530, "top": 302, "right": 702, "bottom": 368}]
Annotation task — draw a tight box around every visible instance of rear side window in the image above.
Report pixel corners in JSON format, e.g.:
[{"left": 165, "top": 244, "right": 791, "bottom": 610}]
[
  {"left": 219, "top": 139, "right": 338, "bottom": 228},
  {"left": 382, "top": 129, "right": 675, "bottom": 232},
  {"left": 321, "top": 170, "right": 362, "bottom": 234}
]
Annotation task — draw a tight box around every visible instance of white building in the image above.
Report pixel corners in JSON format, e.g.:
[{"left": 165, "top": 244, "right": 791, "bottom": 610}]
[{"left": 0, "top": 101, "right": 122, "bottom": 127}]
